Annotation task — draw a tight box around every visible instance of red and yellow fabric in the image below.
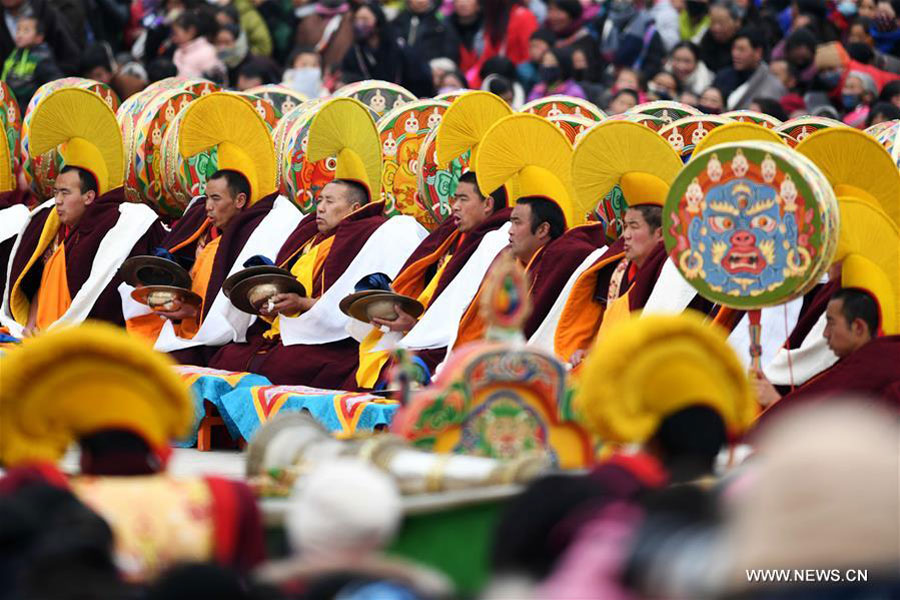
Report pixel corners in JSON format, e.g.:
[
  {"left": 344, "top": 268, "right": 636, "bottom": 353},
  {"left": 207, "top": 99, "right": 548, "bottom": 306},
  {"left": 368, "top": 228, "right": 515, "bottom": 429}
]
[{"left": 34, "top": 239, "right": 72, "bottom": 330}]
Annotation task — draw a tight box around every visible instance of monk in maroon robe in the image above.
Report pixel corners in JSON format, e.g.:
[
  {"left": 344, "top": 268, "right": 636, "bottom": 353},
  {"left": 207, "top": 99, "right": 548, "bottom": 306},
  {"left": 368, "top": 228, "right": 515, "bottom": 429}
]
[
  {"left": 208, "top": 184, "right": 389, "bottom": 388},
  {"left": 0, "top": 187, "right": 36, "bottom": 299}
]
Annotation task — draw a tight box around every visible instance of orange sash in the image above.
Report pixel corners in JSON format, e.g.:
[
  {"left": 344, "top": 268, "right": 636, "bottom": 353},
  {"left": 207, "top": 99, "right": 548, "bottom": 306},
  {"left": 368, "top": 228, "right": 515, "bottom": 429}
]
[{"left": 34, "top": 241, "right": 72, "bottom": 330}]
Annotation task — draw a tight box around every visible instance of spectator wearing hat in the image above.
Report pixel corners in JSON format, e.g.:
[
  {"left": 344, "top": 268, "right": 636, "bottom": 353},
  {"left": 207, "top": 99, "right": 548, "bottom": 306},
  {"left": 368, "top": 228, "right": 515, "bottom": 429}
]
[
  {"left": 517, "top": 28, "right": 554, "bottom": 94},
  {"left": 527, "top": 46, "right": 586, "bottom": 101},
  {"left": 392, "top": 0, "right": 461, "bottom": 65},
  {"left": 842, "top": 69, "right": 878, "bottom": 127}
]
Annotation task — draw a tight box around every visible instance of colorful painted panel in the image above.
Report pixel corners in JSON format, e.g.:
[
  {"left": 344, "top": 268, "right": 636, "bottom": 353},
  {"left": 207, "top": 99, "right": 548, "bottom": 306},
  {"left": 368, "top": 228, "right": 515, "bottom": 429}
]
[
  {"left": 244, "top": 84, "right": 307, "bottom": 121},
  {"left": 0, "top": 82, "right": 21, "bottom": 178},
  {"left": 663, "top": 141, "right": 838, "bottom": 309},
  {"left": 128, "top": 89, "right": 197, "bottom": 215},
  {"left": 722, "top": 110, "right": 782, "bottom": 129},
  {"left": 378, "top": 99, "right": 449, "bottom": 224},
  {"left": 520, "top": 94, "right": 605, "bottom": 120},
  {"left": 334, "top": 80, "right": 417, "bottom": 120},
  {"left": 873, "top": 120, "right": 900, "bottom": 168},
  {"left": 226, "top": 92, "right": 279, "bottom": 131},
  {"left": 775, "top": 116, "right": 845, "bottom": 148},
  {"left": 21, "top": 78, "right": 120, "bottom": 199},
  {"left": 864, "top": 118, "right": 898, "bottom": 139},
  {"left": 416, "top": 126, "right": 468, "bottom": 230},
  {"left": 277, "top": 100, "right": 336, "bottom": 213},
  {"left": 548, "top": 113, "right": 597, "bottom": 144},
  {"left": 659, "top": 115, "right": 732, "bottom": 161},
  {"left": 628, "top": 100, "right": 701, "bottom": 124}
]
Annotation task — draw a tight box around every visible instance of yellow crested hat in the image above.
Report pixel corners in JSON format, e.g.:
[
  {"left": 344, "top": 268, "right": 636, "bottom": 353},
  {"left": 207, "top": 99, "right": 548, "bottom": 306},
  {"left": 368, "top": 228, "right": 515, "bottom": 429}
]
[
  {"left": 841, "top": 253, "right": 898, "bottom": 335},
  {"left": 435, "top": 90, "right": 513, "bottom": 168},
  {"left": 690, "top": 121, "right": 785, "bottom": 158},
  {"left": 0, "top": 122, "right": 11, "bottom": 193},
  {"left": 475, "top": 113, "right": 579, "bottom": 226},
  {"left": 796, "top": 128, "right": 900, "bottom": 227},
  {"left": 575, "top": 312, "right": 757, "bottom": 444},
  {"left": 571, "top": 120, "right": 682, "bottom": 210},
  {"left": 179, "top": 91, "right": 277, "bottom": 205},
  {"left": 306, "top": 97, "right": 382, "bottom": 201},
  {"left": 0, "top": 322, "right": 193, "bottom": 467},
  {"left": 29, "top": 88, "right": 124, "bottom": 197}
]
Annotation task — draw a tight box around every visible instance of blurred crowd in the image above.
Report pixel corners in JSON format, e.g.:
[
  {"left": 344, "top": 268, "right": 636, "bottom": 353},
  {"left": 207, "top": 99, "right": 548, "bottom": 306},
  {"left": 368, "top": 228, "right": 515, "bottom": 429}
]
[{"left": 5, "top": 0, "right": 900, "bottom": 126}]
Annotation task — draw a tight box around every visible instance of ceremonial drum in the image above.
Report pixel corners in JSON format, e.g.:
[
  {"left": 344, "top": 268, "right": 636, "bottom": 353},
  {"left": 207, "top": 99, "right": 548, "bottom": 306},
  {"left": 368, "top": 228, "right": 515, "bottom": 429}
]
[
  {"left": 123, "top": 88, "right": 197, "bottom": 215},
  {"left": 659, "top": 115, "right": 732, "bottom": 161},
  {"left": 627, "top": 100, "right": 701, "bottom": 124},
  {"left": 663, "top": 141, "right": 839, "bottom": 309},
  {"left": 434, "top": 89, "right": 467, "bottom": 103},
  {"left": 21, "top": 78, "right": 120, "bottom": 199},
  {"left": 1, "top": 82, "right": 21, "bottom": 177},
  {"left": 276, "top": 100, "right": 335, "bottom": 213},
  {"left": 416, "top": 126, "right": 470, "bottom": 229},
  {"left": 871, "top": 120, "right": 900, "bottom": 169},
  {"left": 142, "top": 77, "right": 220, "bottom": 97},
  {"left": 520, "top": 94, "right": 605, "bottom": 120},
  {"left": 226, "top": 92, "right": 279, "bottom": 131},
  {"left": 244, "top": 85, "right": 307, "bottom": 121},
  {"left": 334, "top": 80, "right": 417, "bottom": 120},
  {"left": 864, "top": 118, "right": 898, "bottom": 138},
  {"left": 377, "top": 99, "right": 449, "bottom": 225},
  {"left": 548, "top": 114, "right": 597, "bottom": 144},
  {"left": 721, "top": 110, "right": 782, "bottom": 129},
  {"left": 775, "top": 116, "right": 845, "bottom": 148}
]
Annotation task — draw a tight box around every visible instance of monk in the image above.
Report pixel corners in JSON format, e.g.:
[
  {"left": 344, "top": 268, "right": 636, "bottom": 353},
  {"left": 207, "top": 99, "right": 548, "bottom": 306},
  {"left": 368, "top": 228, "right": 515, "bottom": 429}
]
[
  {"left": 351, "top": 171, "right": 511, "bottom": 389},
  {"left": 754, "top": 288, "right": 900, "bottom": 417}
]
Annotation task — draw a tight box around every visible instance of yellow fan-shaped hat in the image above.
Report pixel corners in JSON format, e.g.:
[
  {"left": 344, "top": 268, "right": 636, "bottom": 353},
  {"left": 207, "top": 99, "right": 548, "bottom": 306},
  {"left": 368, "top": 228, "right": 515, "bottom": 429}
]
[
  {"left": 179, "top": 91, "right": 277, "bottom": 205},
  {"left": 835, "top": 196, "right": 899, "bottom": 266},
  {"left": 435, "top": 90, "right": 513, "bottom": 168},
  {"left": 29, "top": 88, "right": 124, "bottom": 197},
  {"left": 841, "top": 253, "right": 899, "bottom": 335},
  {"left": 306, "top": 97, "right": 382, "bottom": 201},
  {"left": 0, "top": 124, "right": 11, "bottom": 193},
  {"left": 690, "top": 121, "right": 784, "bottom": 158},
  {"left": 0, "top": 322, "right": 193, "bottom": 467},
  {"left": 475, "top": 113, "right": 579, "bottom": 226},
  {"left": 796, "top": 128, "right": 900, "bottom": 227},
  {"left": 575, "top": 311, "right": 757, "bottom": 444},
  {"left": 571, "top": 120, "right": 682, "bottom": 210}
]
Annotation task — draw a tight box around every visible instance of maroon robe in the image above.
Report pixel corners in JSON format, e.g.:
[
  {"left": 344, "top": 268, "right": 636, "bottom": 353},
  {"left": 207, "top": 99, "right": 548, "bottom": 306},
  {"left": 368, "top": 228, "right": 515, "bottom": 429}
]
[
  {"left": 163, "top": 193, "right": 281, "bottom": 366},
  {"left": 208, "top": 202, "right": 389, "bottom": 388},
  {"left": 5, "top": 188, "right": 165, "bottom": 327},
  {"left": 0, "top": 188, "right": 37, "bottom": 298},
  {"left": 759, "top": 335, "right": 900, "bottom": 423},
  {"left": 524, "top": 223, "right": 606, "bottom": 338},
  {"left": 372, "top": 208, "right": 514, "bottom": 384}
]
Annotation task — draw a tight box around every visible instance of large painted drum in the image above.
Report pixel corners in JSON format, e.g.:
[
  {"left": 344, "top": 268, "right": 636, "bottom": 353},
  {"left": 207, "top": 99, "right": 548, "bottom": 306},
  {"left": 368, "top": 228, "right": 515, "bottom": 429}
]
[
  {"left": 377, "top": 99, "right": 449, "bottom": 224},
  {"left": 1, "top": 82, "right": 22, "bottom": 178},
  {"left": 334, "top": 80, "right": 417, "bottom": 120},
  {"left": 277, "top": 100, "right": 336, "bottom": 213},
  {"left": 126, "top": 88, "right": 197, "bottom": 215},
  {"left": 864, "top": 118, "right": 898, "bottom": 139},
  {"left": 721, "top": 109, "right": 782, "bottom": 129},
  {"left": 548, "top": 113, "right": 597, "bottom": 144},
  {"left": 659, "top": 115, "right": 732, "bottom": 161},
  {"left": 628, "top": 100, "right": 700, "bottom": 124},
  {"left": 21, "top": 78, "right": 120, "bottom": 199},
  {"left": 663, "top": 141, "right": 839, "bottom": 309},
  {"left": 520, "top": 95, "right": 605, "bottom": 120},
  {"left": 775, "top": 116, "right": 845, "bottom": 148},
  {"left": 244, "top": 84, "right": 307, "bottom": 121},
  {"left": 872, "top": 120, "right": 900, "bottom": 169},
  {"left": 416, "top": 126, "right": 469, "bottom": 230}
]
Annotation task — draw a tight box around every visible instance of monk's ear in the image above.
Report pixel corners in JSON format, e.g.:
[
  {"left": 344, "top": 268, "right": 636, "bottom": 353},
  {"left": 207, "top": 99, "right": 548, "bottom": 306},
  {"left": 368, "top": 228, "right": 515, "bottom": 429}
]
[
  {"left": 235, "top": 193, "right": 248, "bottom": 210},
  {"left": 537, "top": 221, "right": 551, "bottom": 240},
  {"left": 84, "top": 189, "right": 96, "bottom": 205},
  {"left": 851, "top": 316, "right": 872, "bottom": 339}
]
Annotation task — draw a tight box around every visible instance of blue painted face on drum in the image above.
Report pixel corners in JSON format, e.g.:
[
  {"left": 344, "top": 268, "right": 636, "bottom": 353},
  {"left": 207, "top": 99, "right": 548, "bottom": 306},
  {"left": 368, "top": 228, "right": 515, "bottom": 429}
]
[{"left": 686, "top": 178, "right": 798, "bottom": 296}]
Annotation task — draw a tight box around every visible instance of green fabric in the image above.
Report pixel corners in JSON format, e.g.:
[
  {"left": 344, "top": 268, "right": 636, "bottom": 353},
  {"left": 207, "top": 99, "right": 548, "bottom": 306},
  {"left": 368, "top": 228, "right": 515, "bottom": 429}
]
[
  {"left": 386, "top": 501, "right": 505, "bottom": 595},
  {"left": 679, "top": 11, "right": 709, "bottom": 42},
  {"left": 234, "top": 0, "right": 274, "bottom": 56}
]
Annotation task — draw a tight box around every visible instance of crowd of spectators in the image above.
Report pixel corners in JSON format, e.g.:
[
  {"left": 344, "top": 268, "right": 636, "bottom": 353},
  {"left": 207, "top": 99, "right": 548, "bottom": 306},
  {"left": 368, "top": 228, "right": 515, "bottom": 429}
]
[{"left": 5, "top": 0, "right": 900, "bottom": 127}]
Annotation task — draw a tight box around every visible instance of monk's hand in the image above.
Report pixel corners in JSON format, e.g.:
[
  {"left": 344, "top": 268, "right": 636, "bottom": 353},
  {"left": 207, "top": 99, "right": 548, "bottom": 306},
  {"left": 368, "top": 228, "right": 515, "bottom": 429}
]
[
  {"left": 266, "top": 293, "right": 314, "bottom": 316},
  {"left": 156, "top": 300, "right": 199, "bottom": 322},
  {"left": 750, "top": 369, "right": 781, "bottom": 407},
  {"left": 371, "top": 305, "right": 417, "bottom": 333}
]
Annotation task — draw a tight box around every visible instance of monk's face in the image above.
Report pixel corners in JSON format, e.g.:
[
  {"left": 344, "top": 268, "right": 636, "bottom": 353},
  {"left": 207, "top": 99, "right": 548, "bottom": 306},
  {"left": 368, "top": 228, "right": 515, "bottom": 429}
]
[
  {"left": 54, "top": 169, "right": 95, "bottom": 228},
  {"left": 824, "top": 298, "right": 872, "bottom": 358},
  {"left": 451, "top": 181, "right": 493, "bottom": 233},
  {"left": 622, "top": 207, "right": 662, "bottom": 268},
  {"left": 316, "top": 182, "right": 361, "bottom": 234},
  {"left": 508, "top": 202, "right": 549, "bottom": 264},
  {"left": 205, "top": 176, "right": 248, "bottom": 230}
]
